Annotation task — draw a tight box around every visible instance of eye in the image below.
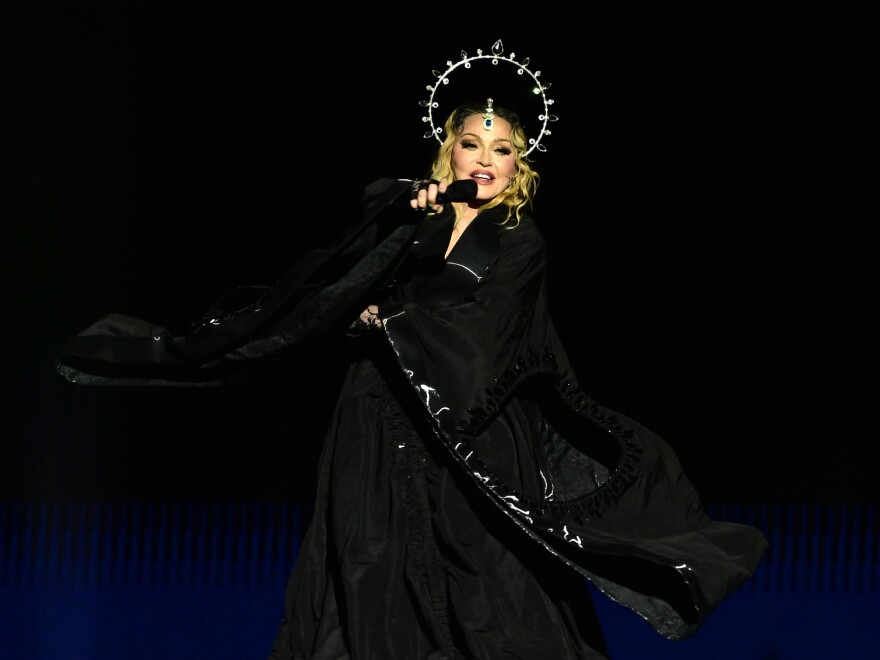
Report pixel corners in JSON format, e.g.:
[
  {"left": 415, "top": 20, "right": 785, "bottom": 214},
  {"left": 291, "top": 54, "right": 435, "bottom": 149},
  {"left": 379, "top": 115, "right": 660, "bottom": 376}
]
[
  {"left": 495, "top": 147, "right": 512, "bottom": 156},
  {"left": 460, "top": 140, "right": 478, "bottom": 149}
]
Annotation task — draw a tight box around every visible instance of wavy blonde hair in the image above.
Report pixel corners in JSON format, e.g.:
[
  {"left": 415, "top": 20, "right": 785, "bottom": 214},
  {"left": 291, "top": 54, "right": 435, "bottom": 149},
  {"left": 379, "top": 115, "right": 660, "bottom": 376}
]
[{"left": 427, "top": 102, "right": 539, "bottom": 227}]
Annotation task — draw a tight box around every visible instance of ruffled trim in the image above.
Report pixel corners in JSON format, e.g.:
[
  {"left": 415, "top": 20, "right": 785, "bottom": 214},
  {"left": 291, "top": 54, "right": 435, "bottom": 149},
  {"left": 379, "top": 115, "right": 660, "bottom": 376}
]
[{"left": 450, "top": 347, "right": 644, "bottom": 533}]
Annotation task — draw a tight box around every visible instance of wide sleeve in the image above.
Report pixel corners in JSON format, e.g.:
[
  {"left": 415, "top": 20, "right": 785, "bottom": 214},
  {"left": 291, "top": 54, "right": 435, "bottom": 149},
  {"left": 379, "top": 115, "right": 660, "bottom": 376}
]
[
  {"left": 380, "top": 216, "right": 769, "bottom": 643},
  {"left": 54, "top": 178, "right": 417, "bottom": 386}
]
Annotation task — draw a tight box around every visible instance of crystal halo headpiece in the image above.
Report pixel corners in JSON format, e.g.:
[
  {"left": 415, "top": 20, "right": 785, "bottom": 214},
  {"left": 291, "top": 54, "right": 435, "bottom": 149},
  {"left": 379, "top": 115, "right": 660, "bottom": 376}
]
[{"left": 419, "top": 39, "right": 558, "bottom": 155}]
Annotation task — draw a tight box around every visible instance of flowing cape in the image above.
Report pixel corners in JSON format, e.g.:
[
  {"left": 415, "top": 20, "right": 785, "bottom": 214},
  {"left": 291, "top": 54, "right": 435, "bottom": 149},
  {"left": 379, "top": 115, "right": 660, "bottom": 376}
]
[{"left": 55, "top": 177, "right": 768, "bottom": 640}]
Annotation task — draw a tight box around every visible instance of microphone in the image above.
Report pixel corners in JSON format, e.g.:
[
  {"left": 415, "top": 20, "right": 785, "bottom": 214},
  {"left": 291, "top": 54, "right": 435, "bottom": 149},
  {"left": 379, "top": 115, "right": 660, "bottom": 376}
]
[
  {"left": 398, "top": 178, "right": 478, "bottom": 205},
  {"left": 435, "top": 178, "right": 478, "bottom": 203}
]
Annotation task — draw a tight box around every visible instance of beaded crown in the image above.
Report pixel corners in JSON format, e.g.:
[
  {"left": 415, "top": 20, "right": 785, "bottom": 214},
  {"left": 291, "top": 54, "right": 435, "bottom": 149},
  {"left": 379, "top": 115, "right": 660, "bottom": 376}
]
[{"left": 419, "top": 39, "right": 558, "bottom": 155}]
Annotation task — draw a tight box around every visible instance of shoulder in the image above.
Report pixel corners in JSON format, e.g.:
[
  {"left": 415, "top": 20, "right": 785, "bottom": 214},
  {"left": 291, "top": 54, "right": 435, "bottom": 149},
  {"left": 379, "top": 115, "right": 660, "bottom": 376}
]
[
  {"left": 484, "top": 212, "right": 547, "bottom": 279},
  {"left": 498, "top": 212, "right": 546, "bottom": 253}
]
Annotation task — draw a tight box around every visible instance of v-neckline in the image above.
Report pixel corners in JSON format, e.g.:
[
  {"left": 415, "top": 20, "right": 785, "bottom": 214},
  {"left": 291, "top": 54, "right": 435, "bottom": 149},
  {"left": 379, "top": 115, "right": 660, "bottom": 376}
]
[{"left": 444, "top": 215, "right": 477, "bottom": 261}]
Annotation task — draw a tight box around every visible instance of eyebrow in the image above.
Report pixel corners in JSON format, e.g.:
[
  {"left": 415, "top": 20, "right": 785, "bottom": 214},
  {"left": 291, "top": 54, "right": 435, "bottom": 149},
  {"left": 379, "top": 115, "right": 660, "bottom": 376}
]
[{"left": 459, "top": 132, "right": 513, "bottom": 144}]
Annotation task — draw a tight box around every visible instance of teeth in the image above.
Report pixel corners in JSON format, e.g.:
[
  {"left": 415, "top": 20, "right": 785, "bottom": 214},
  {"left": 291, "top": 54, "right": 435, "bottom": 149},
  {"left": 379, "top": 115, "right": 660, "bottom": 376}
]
[{"left": 473, "top": 174, "right": 491, "bottom": 180}]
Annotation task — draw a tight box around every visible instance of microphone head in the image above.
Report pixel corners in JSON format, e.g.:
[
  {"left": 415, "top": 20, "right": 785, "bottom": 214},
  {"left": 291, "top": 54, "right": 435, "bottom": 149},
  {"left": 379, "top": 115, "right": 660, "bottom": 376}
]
[{"left": 440, "top": 179, "right": 478, "bottom": 202}]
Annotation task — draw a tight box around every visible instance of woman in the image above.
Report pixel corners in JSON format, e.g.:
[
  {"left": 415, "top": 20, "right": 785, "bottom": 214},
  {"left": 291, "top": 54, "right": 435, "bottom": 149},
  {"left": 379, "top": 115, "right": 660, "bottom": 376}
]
[
  {"left": 55, "top": 100, "right": 767, "bottom": 659},
  {"left": 262, "top": 101, "right": 767, "bottom": 659},
  {"left": 267, "top": 102, "right": 609, "bottom": 658}
]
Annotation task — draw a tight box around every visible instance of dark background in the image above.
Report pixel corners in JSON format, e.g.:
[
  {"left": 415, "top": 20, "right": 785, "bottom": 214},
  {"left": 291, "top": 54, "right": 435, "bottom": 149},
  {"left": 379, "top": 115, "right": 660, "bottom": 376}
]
[{"left": 3, "top": 3, "right": 875, "bottom": 508}]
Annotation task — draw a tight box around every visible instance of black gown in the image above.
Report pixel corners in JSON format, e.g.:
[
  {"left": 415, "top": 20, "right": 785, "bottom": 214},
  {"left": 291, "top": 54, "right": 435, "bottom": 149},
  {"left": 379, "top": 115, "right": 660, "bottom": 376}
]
[{"left": 55, "top": 178, "right": 769, "bottom": 660}]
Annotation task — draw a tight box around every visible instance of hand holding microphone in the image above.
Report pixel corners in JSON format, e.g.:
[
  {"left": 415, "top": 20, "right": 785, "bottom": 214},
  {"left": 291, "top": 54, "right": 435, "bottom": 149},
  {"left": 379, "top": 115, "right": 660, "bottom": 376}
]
[{"left": 408, "top": 178, "right": 477, "bottom": 212}]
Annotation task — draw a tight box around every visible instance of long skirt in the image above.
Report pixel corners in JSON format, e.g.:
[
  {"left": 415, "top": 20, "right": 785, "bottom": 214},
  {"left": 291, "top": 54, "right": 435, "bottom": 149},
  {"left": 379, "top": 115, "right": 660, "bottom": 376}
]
[{"left": 267, "top": 347, "right": 610, "bottom": 660}]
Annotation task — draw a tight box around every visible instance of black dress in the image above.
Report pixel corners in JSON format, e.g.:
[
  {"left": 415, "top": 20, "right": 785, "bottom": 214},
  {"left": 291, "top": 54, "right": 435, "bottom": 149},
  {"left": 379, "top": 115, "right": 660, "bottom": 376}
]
[
  {"left": 267, "top": 207, "right": 614, "bottom": 658},
  {"left": 55, "top": 178, "right": 768, "bottom": 660}
]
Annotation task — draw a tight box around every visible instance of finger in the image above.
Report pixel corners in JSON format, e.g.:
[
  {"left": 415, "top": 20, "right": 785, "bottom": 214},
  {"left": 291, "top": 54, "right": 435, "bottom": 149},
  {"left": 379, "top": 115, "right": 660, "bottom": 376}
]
[
  {"left": 411, "top": 186, "right": 428, "bottom": 210},
  {"left": 411, "top": 179, "right": 442, "bottom": 211},
  {"left": 426, "top": 179, "right": 444, "bottom": 207},
  {"left": 413, "top": 190, "right": 430, "bottom": 211},
  {"left": 411, "top": 179, "right": 436, "bottom": 203}
]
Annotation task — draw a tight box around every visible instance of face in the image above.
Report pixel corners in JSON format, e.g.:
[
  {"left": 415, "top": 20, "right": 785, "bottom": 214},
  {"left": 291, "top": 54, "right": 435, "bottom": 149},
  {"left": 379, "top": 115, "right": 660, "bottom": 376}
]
[{"left": 451, "top": 114, "right": 517, "bottom": 202}]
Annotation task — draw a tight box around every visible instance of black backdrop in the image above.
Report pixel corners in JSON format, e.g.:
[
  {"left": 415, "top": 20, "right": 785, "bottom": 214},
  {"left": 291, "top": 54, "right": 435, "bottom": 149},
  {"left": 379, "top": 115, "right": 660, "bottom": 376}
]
[{"left": 4, "top": 3, "right": 875, "bottom": 508}]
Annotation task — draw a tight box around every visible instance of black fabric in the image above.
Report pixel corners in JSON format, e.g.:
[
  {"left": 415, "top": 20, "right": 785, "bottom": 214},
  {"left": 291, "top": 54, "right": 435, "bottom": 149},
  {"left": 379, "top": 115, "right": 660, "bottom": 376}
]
[
  {"left": 55, "top": 178, "right": 769, "bottom": 657},
  {"left": 374, "top": 205, "right": 768, "bottom": 641},
  {"left": 267, "top": 344, "right": 610, "bottom": 659},
  {"left": 54, "top": 178, "right": 417, "bottom": 386}
]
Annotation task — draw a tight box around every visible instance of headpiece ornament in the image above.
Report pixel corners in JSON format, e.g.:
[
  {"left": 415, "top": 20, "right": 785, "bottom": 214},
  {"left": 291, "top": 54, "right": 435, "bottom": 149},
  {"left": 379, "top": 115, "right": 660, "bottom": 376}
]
[
  {"left": 419, "top": 39, "right": 558, "bottom": 155},
  {"left": 482, "top": 98, "right": 495, "bottom": 131}
]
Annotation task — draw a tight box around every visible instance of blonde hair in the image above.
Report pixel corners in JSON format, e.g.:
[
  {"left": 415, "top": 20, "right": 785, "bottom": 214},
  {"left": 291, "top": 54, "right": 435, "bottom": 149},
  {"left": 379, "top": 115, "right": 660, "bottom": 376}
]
[{"left": 427, "top": 102, "right": 539, "bottom": 227}]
